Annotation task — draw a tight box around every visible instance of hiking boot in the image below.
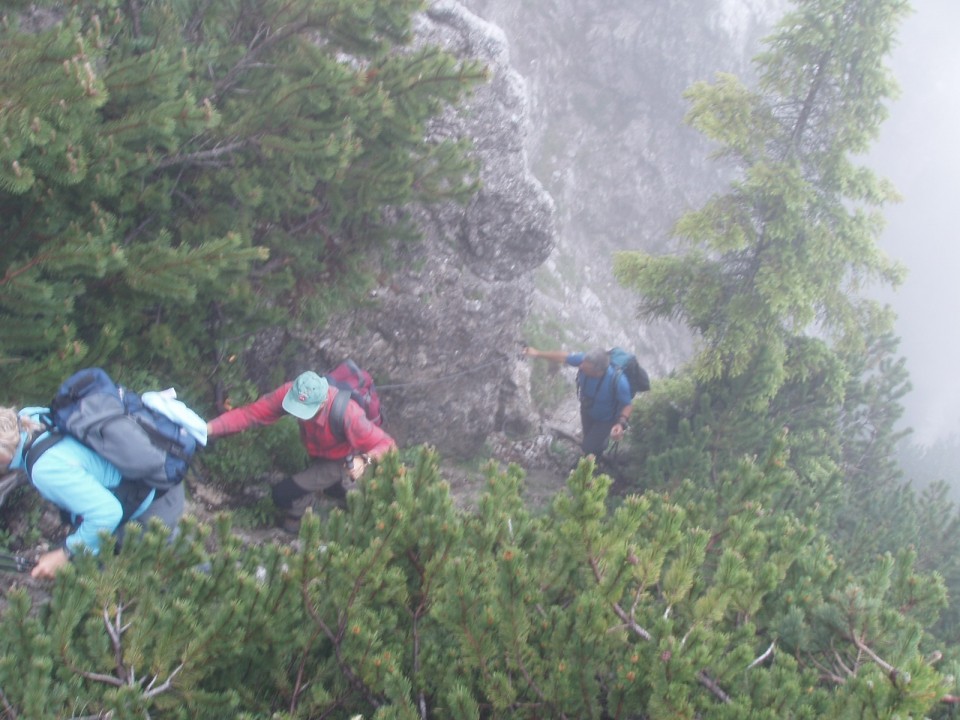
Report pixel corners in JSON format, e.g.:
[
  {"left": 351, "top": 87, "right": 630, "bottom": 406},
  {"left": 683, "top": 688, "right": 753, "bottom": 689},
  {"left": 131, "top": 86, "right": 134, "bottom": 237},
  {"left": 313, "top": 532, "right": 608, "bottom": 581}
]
[
  {"left": 271, "top": 475, "right": 306, "bottom": 509},
  {"left": 323, "top": 483, "right": 347, "bottom": 501},
  {"left": 279, "top": 514, "right": 301, "bottom": 536},
  {"left": 315, "top": 483, "right": 347, "bottom": 514}
]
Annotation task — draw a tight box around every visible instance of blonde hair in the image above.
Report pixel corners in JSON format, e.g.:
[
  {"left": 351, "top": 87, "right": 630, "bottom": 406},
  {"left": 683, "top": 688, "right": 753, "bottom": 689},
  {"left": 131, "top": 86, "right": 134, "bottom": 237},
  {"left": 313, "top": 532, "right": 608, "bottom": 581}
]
[{"left": 0, "top": 407, "right": 41, "bottom": 459}]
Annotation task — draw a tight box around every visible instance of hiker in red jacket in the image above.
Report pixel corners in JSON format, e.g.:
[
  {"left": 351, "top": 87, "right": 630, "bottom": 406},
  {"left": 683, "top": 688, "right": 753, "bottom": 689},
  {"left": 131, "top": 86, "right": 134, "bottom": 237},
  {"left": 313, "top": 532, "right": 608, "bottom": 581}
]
[{"left": 206, "top": 371, "right": 396, "bottom": 532}]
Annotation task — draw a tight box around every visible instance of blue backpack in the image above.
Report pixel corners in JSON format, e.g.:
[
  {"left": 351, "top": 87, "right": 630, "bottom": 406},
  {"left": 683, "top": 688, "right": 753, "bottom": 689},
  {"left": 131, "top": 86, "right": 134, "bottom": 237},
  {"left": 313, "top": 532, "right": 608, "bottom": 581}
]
[
  {"left": 575, "top": 348, "right": 650, "bottom": 419},
  {"left": 25, "top": 368, "right": 197, "bottom": 490},
  {"left": 608, "top": 347, "right": 650, "bottom": 398}
]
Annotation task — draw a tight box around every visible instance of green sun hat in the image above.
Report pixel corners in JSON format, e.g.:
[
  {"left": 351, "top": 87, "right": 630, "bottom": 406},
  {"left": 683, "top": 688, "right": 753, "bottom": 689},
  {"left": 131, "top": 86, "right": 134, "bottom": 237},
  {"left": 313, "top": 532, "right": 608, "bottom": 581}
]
[{"left": 282, "top": 371, "right": 328, "bottom": 419}]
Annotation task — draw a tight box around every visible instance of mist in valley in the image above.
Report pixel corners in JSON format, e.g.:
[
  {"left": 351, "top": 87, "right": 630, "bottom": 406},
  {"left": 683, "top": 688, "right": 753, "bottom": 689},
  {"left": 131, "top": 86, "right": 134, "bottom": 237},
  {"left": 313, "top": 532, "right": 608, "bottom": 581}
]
[{"left": 871, "top": 0, "right": 960, "bottom": 449}]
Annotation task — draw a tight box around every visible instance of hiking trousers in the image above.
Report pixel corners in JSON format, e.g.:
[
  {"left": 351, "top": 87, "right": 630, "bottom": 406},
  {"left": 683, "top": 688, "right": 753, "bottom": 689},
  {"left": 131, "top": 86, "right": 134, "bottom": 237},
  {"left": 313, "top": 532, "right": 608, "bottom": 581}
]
[
  {"left": 116, "top": 482, "right": 185, "bottom": 545},
  {"left": 580, "top": 411, "right": 617, "bottom": 458},
  {"left": 271, "top": 458, "right": 353, "bottom": 520}
]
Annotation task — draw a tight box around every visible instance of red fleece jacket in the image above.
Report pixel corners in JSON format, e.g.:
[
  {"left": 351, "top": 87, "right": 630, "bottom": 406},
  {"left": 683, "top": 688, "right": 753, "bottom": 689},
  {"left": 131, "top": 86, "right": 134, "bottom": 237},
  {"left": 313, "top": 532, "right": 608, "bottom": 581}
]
[{"left": 208, "top": 383, "right": 395, "bottom": 461}]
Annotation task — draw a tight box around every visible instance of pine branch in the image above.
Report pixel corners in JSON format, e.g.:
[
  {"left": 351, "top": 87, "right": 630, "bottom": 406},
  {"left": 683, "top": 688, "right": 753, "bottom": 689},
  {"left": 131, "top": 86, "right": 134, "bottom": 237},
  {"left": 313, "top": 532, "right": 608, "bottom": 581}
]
[
  {"left": 290, "top": 623, "right": 325, "bottom": 715},
  {"left": 298, "top": 533, "right": 386, "bottom": 713},
  {"left": 128, "top": 0, "right": 143, "bottom": 38},
  {"left": 408, "top": 588, "right": 426, "bottom": 720},
  {"left": 103, "top": 603, "right": 130, "bottom": 683},
  {"left": 0, "top": 685, "right": 17, "bottom": 719},
  {"left": 61, "top": 601, "right": 184, "bottom": 702},
  {"left": 834, "top": 646, "right": 857, "bottom": 678},
  {"left": 746, "top": 641, "right": 776, "bottom": 670},
  {"left": 591, "top": 555, "right": 740, "bottom": 706},
  {"left": 143, "top": 663, "right": 185, "bottom": 699},
  {"left": 153, "top": 137, "right": 251, "bottom": 169},
  {"left": 807, "top": 645, "right": 854, "bottom": 686},
  {"left": 588, "top": 557, "right": 652, "bottom": 640},
  {"left": 213, "top": 17, "right": 313, "bottom": 99},
  {"left": 1, "top": 248, "right": 63, "bottom": 285},
  {"left": 696, "top": 670, "right": 732, "bottom": 704},
  {"left": 852, "top": 634, "right": 909, "bottom": 686},
  {"left": 513, "top": 661, "right": 564, "bottom": 720}
]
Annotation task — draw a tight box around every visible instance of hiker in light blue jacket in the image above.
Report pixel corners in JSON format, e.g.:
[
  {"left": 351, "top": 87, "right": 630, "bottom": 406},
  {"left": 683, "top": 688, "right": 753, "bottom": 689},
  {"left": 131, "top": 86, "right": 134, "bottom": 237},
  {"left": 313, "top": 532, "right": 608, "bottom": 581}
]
[{"left": 0, "top": 406, "right": 184, "bottom": 579}]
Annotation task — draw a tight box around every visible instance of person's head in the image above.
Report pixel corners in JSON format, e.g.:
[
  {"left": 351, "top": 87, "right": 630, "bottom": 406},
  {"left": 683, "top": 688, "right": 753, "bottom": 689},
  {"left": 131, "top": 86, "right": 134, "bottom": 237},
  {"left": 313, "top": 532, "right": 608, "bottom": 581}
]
[
  {"left": 0, "top": 407, "right": 40, "bottom": 471},
  {"left": 282, "top": 371, "right": 329, "bottom": 420},
  {"left": 580, "top": 348, "right": 610, "bottom": 378}
]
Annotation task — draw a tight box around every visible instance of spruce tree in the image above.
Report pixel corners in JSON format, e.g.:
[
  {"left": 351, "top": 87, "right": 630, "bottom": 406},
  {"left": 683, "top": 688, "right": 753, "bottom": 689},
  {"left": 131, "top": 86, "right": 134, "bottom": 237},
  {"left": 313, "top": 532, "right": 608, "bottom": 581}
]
[
  {"left": 609, "top": 1, "right": 960, "bottom": 711},
  {"left": 615, "top": 0, "right": 907, "bottom": 383},
  {"left": 613, "top": 0, "right": 913, "bottom": 512}
]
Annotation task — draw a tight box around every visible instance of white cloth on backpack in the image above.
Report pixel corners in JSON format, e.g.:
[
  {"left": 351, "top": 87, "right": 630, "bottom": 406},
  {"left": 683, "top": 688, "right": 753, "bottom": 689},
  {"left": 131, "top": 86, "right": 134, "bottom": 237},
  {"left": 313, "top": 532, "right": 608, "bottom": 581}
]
[{"left": 141, "top": 389, "right": 208, "bottom": 446}]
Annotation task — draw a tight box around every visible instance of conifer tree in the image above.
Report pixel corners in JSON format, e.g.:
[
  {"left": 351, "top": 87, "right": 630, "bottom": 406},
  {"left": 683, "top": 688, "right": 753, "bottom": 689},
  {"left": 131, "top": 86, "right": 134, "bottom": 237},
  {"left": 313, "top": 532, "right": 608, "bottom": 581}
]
[
  {"left": 615, "top": 0, "right": 908, "bottom": 385},
  {"left": 0, "top": 0, "right": 485, "bottom": 399},
  {"left": 612, "top": 0, "right": 914, "bottom": 514},
  {"left": 609, "top": 2, "right": 960, "bottom": 708}
]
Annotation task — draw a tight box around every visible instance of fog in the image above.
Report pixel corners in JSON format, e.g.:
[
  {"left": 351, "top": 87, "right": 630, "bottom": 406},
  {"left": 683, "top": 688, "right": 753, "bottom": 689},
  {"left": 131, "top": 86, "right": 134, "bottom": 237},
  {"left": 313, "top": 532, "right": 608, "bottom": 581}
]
[{"left": 870, "top": 0, "right": 960, "bottom": 446}]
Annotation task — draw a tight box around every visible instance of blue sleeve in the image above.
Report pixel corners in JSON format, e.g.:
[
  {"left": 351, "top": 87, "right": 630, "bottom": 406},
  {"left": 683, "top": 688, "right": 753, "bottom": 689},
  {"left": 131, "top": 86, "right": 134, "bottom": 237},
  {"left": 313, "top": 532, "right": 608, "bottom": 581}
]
[
  {"left": 566, "top": 352, "right": 585, "bottom": 367},
  {"left": 29, "top": 438, "right": 125, "bottom": 556}
]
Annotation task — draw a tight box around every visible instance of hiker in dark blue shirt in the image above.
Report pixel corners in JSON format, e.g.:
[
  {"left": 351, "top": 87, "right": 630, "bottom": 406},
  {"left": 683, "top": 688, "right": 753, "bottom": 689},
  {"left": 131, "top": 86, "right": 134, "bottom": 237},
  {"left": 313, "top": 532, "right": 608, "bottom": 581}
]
[{"left": 523, "top": 346, "right": 633, "bottom": 458}]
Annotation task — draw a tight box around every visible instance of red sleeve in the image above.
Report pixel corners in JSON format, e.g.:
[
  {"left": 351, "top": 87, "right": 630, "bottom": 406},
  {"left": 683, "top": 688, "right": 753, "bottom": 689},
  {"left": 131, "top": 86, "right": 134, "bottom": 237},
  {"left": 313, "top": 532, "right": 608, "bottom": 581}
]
[
  {"left": 208, "top": 383, "right": 291, "bottom": 437},
  {"left": 343, "top": 400, "right": 396, "bottom": 459}
]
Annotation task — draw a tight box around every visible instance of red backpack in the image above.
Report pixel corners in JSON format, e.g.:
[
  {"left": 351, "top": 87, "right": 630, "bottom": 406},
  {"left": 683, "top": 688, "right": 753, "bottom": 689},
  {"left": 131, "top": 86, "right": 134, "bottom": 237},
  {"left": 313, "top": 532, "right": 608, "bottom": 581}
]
[{"left": 325, "top": 360, "right": 383, "bottom": 441}]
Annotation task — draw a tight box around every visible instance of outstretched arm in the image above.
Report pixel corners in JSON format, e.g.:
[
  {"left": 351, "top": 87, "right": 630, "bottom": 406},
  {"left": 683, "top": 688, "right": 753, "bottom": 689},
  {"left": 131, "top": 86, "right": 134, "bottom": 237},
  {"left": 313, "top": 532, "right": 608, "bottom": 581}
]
[
  {"left": 343, "top": 404, "right": 397, "bottom": 480},
  {"left": 523, "top": 347, "right": 570, "bottom": 364},
  {"left": 207, "top": 383, "right": 290, "bottom": 438}
]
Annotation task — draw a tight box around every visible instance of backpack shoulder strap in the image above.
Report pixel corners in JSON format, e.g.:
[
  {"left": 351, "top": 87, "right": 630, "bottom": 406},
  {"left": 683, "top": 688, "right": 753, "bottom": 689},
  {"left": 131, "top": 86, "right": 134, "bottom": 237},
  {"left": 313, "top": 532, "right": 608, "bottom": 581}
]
[
  {"left": 605, "top": 364, "right": 628, "bottom": 415},
  {"left": 344, "top": 358, "right": 362, "bottom": 379},
  {"left": 328, "top": 388, "right": 352, "bottom": 443},
  {"left": 611, "top": 364, "right": 624, "bottom": 395},
  {"left": 23, "top": 432, "right": 64, "bottom": 479}
]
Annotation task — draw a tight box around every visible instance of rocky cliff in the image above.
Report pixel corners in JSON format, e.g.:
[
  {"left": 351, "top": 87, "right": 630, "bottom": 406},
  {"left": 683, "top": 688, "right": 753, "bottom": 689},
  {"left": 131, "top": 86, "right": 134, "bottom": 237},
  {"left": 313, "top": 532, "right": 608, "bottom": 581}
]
[
  {"left": 259, "top": 0, "right": 786, "bottom": 461},
  {"left": 255, "top": 1, "right": 554, "bottom": 459}
]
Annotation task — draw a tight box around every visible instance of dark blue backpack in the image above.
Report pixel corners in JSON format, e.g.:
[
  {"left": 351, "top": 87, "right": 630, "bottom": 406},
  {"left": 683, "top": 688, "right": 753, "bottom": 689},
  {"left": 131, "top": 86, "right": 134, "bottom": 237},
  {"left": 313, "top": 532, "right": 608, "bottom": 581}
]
[
  {"left": 575, "top": 348, "right": 650, "bottom": 421},
  {"left": 608, "top": 347, "right": 650, "bottom": 398},
  {"left": 27, "top": 368, "right": 197, "bottom": 489}
]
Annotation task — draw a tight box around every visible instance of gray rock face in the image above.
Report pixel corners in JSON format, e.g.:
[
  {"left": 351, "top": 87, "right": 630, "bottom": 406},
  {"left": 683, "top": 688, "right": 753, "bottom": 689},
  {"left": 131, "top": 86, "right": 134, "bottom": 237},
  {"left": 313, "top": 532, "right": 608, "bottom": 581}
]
[{"left": 264, "top": 0, "right": 785, "bottom": 460}]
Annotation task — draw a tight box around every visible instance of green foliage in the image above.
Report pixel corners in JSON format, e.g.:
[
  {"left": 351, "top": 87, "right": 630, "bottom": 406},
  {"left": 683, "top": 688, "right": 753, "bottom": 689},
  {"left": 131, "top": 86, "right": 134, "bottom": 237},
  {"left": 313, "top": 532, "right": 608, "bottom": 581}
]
[
  {"left": 614, "top": 0, "right": 908, "bottom": 386},
  {"left": 0, "top": 449, "right": 950, "bottom": 718},
  {"left": 0, "top": 0, "right": 486, "bottom": 403},
  {"left": 606, "top": 0, "right": 960, "bottom": 706},
  {"left": 3, "top": 0, "right": 957, "bottom": 715},
  {"left": 612, "top": 0, "right": 930, "bottom": 582},
  {"left": 201, "top": 418, "right": 309, "bottom": 488},
  {"left": 228, "top": 496, "right": 282, "bottom": 530}
]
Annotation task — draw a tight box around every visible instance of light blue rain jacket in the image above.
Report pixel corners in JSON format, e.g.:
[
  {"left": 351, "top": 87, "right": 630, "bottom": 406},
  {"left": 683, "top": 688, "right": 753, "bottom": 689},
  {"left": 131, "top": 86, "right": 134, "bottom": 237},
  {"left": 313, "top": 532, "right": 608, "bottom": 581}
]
[{"left": 11, "top": 407, "right": 154, "bottom": 556}]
